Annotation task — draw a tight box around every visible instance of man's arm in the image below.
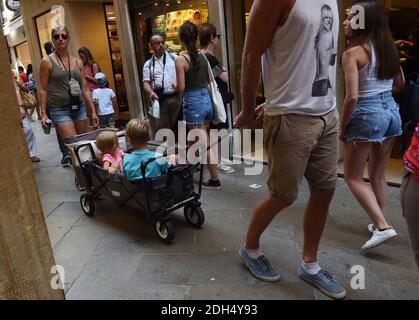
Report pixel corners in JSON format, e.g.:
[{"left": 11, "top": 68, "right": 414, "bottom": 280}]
[
  {"left": 143, "top": 61, "right": 159, "bottom": 101},
  {"left": 235, "top": 0, "right": 294, "bottom": 127}
]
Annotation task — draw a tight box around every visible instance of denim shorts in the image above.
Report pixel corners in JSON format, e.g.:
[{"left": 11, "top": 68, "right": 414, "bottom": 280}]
[
  {"left": 49, "top": 102, "right": 88, "bottom": 126},
  {"left": 182, "top": 87, "right": 213, "bottom": 125},
  {"left": 345, "top": 91, "right": 402, "bottom": 143},
  {"left": 99, "top": 113, "right": 115, "bottom": 128}
]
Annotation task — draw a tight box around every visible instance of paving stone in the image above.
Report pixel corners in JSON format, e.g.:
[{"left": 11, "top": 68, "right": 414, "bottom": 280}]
[
  {"left": 124, "top": 284, "right": 190, "bottom": 300},
  {"left": 52, "top": 228, "right": 108, "bottom": 286},
  {"left": 130, "top": 253, "right": 254, "bottom": 287},
  {"left": 66, "top": 254, "right": 143, "bottom": 300},
  {"left": 28, "top": 120, "right": 419, "bottom": 300}
]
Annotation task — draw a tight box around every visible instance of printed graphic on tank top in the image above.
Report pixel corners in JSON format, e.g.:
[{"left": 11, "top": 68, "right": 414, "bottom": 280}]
[{"left": 262, "top": 0, "right": 339, "bottom": 116}]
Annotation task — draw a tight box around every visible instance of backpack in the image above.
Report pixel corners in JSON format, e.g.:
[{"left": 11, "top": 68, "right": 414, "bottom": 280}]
[{"left": 399, "top": 73, "right": 419, "bottom": 133}]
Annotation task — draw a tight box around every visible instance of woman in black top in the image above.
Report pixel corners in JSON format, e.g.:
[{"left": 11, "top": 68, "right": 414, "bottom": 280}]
[{"left": 199, "top": 23, "right": 235, "bottom": 173}]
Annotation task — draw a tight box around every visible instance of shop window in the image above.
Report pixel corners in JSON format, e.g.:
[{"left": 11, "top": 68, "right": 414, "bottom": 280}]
[
  {"left": 104, "top": 4, "right": 129, "bottom": 114},
  {"left": 35, "top": 6, "right": 65, "bottom": 57},
  {"left": 130, "top": 0, "right": 209, "bottom": 113},
  {"left": 15, "top": 41, "right": 31, "bottom": 69}
]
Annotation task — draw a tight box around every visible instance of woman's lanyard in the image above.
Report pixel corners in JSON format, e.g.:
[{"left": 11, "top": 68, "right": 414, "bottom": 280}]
[
  {"left": 152, "top": 52, "right": 167, "bottom": 90},
  {"left": 55, "top": 52, "right": 72, "bottom": 81}
]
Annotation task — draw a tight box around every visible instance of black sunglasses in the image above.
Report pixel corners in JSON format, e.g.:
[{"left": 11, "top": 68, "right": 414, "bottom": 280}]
[{"left": 53, "top": 34, "right": 68, "bottom": 41}]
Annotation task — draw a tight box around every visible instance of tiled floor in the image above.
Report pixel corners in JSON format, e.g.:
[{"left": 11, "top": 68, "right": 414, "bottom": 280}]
[{"left": 31, "top": 121, "right": 419, "bottom": 300}]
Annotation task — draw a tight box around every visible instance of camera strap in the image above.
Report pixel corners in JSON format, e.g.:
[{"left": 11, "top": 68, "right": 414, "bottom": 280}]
[{"left": 152, "top": 52, "right": 167, "bottom": 93}]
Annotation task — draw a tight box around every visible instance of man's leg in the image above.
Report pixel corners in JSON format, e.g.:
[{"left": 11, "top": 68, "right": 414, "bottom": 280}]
[
  {"left": 245, "top": 195, "right": 291, "bottom": 250},
  {"left": 240, "top": 114, "right": 310, "bottom": 282},
  {"left": 298, "top": 109, "right": 346, "bottom": 299},
  {"left": 155, "top": 98, "right": 172, "bottom": 133},
  {"left": 303, "top": 187, "right": 335, "bottom": 263}
]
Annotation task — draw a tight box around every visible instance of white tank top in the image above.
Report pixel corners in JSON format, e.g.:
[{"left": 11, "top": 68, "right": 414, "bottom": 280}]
[
  {"left": 263, "top": 0, "right": 339, "bottom": 116},
  {"left": 358, "top": 45, "right": 393, "bottom": 98}
]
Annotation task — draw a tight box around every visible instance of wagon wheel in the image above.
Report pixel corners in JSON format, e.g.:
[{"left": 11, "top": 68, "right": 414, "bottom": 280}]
[
  {"left": 184, "top": 205, "right": 205, "bottom": 228},
  {"left": 80, "top": 194, "right": 95, "bottom": 217},
  {"left": 155, "top": 220, "right": 174, "bottom": 243}
]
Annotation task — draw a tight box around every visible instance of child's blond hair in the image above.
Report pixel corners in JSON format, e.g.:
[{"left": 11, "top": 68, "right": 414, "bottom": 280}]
[
  {"left": 96, "top": 131, "right": 119, "bottom": 154},
  {"left": 125, "top": 119, "right": 150, "bottom": 146}
]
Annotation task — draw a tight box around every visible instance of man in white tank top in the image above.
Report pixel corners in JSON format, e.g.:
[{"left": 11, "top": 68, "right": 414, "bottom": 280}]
[{"left": 235, "top": 0, "right": 346, "bottom": 299}]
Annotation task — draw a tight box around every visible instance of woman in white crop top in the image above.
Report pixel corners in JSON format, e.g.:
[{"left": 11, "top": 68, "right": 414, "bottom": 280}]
[{"left": 340, "top": 1, "right": 405, "bottom": 251}]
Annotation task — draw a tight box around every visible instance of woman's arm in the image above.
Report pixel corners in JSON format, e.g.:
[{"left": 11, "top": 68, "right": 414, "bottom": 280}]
[
  {"left": 78, "top": 58, "right": 99, "bottom": 128},
  {"left": 175, "top": 56, "right": 186, "bottom": 93},
  {"left": 85, "top": 63, "right": 100, "bottom": 84},
  {"left": 393, "top": 66, "right": 406, "bottom": 95},
  {"left": 340, "top": 49, "right": 360, "bottom": 140},
  {"left": 39, "top": 57, "right": 51, "bottom": 128}
]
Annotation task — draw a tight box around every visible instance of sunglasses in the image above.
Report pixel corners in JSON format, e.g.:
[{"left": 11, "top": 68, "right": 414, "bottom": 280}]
[{"left": 53, "top": 34, "right": 68, "bottom": 41}]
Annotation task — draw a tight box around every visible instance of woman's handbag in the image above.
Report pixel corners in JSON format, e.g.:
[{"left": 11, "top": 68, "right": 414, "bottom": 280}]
[
  {"left": 204, "top": 55, "right": 227, "bottom": 124},
  {"left": 19, "top": 87, "right": 38, "bottom": 110}
]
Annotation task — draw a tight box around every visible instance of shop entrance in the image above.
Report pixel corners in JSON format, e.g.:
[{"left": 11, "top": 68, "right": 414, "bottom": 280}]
[{"left": 129, "top": 0, "right": 210, "bottom": 118}]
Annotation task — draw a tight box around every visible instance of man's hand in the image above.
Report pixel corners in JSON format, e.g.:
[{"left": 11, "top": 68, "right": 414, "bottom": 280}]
[
  {"left": 255, "top": 103, "right": 266, "bottom": 121},
  {"left": 150, "top": 91, "right": 159, "bottom": 101},
  {"left": 234, "top": 109, "right": 256, "bottom": 128}
]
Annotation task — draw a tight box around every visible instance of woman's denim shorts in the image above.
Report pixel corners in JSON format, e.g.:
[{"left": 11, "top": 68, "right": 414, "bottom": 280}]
[
  {"left": 183, "top": 87, "right": 213, "bottom": 125},
  {"left": 345, "top": 91, "right": 402, "bottom": 143},
  {"left": 49, "top": 102, "right": 88, "bottom": 126}
]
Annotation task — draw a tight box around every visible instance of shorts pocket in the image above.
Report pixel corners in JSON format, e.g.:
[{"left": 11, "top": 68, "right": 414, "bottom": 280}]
[{"left": 270, "top": 116, "right": 283, "bottom": 145}]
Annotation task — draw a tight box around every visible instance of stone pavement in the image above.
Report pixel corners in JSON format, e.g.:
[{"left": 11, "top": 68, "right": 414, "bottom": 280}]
[{"left": 29, "top": 121, "right": 419, "bottom": 300}]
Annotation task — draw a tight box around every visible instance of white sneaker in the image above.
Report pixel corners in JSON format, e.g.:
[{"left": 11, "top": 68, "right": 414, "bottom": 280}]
[
  {"left": 217, "top": 164, "right": 235, "bottom": 173},
  {"left": 367, "top": 224, "right": 375, "bottom": 234},
  {"left": 361, "top": 227, "right": 397, "bottom": 250}
]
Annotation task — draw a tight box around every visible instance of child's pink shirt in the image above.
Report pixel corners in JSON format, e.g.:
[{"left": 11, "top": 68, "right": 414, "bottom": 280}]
[{"left": 102, "top": 148, "right": 125, "bottom": 173}]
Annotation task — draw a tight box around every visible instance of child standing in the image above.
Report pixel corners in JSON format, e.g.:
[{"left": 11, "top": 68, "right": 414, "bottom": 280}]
[
  {"left": 93, "top": 72, "right": 117, "bottom": 128},
  {"left": 96, "top": 131, "right": 125, "bottom": 175},
  {"left": 122, "top": 119, "right": 176, "bottom": 180}
]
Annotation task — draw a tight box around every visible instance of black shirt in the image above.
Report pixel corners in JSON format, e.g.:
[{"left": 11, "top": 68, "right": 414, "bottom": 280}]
[{"left": 204, "top": 53, "right": 229, "bottom": 105}]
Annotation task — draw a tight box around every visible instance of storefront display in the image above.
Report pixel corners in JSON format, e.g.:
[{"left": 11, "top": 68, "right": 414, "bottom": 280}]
[
  {"left": 130, "top": 0, "right": 209, "bottom": 110},
  {"left": 35, "top": 7, "right": 65, "bottom": 57},
  {"left": 131, "top": 0, "right": 209, "bottom": 56},
  {"left": 105, "top": 4, "right": 129, "bottom": 114}
]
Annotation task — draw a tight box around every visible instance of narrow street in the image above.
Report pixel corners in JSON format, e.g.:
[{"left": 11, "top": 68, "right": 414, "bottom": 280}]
[{"left": 31, "top": 121, "right": 419, "bottom": 300}]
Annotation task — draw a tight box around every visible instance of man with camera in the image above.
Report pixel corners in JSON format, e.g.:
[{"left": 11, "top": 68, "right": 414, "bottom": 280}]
[{"left": 143, "top": 33, "right": 181, "bottom": 138}]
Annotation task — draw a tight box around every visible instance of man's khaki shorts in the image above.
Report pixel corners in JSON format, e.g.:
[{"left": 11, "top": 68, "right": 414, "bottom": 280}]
[{"left": 264, "top": 109, "right": 339, "bottom": 204}]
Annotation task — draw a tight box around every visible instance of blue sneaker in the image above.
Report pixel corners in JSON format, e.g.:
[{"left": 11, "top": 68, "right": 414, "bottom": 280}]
[
  {"left": 298, "top": 264, "right": 347, "bottom": 299},
  {"left": 239, "top": 246, "right": 281, "bottom": 282}
]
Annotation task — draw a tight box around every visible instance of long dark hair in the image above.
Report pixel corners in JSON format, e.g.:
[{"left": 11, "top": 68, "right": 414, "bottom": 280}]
[
  {"left": 78, "top": 47, "right": 95, "bottom": 68},
  {"left": 347, "top": 1, "right": 400, "bottom": 80},
  {"left": 26, "top": 64, "right": 33, "bottom": 76},
  {"left": 179, "top": 21, "right": 200, "bottom": 70}
]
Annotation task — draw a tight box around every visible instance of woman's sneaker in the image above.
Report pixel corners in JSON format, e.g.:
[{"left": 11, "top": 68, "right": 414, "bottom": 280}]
[
  {"left": 217, "top": 164, "right": 235, "bottom": 173},
  {"left": 367, "top": 224, "right": 375, "bottom": 234},
  {"left": 297, "top": 265, "right": 346, "bottom": 300},
  {"left": 202, "top": 180, "right": 222, "bottom": 190},
  {"left": 361, "top": 227, "right": 397, "bottom": 250},
  {"left": 61, "top": 155, "right": 71, "bottom": 167}
]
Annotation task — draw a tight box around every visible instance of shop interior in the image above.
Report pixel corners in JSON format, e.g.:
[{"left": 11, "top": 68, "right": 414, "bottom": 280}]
[{"left": 129, "top": 0, "right": 209, "bottom": 115}]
